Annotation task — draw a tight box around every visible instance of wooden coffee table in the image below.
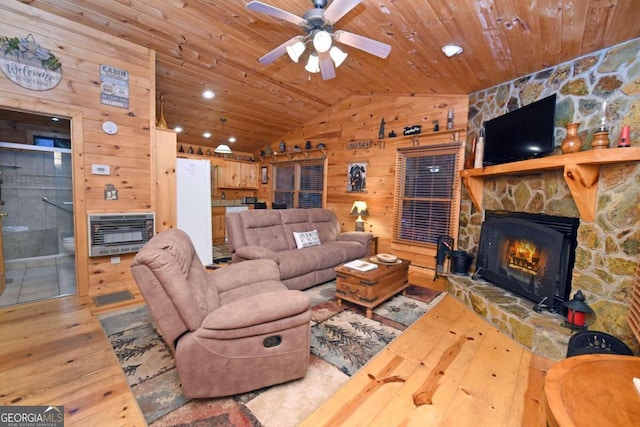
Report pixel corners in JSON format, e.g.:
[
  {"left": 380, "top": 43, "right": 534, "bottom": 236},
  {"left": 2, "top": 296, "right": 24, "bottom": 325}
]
[{"left": 335, "top": 257, "right": 410, "bottom": 318}]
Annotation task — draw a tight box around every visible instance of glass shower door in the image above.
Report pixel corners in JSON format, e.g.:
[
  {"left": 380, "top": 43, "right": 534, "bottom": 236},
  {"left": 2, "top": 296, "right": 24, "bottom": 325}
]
[{"left": 0, "top": 142, "right": 75, "bottom": 306}]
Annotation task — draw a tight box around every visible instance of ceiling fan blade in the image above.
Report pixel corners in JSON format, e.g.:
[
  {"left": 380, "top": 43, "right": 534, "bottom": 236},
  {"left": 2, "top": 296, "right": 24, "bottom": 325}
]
[
  {"left": 246, "top": 1, "right": 307, "bottom": 26},
  {"left": 258, "top": 36, "right": 302, "bottom": 64},
  {"left": 318, "top": 51, "right": 336, "bottom": 80},
  {"left": 334, "top": 30, "right": 391, "bottom": 59},
  {"left": 323, "top": 0, "right": 363, "bottom": 25}
]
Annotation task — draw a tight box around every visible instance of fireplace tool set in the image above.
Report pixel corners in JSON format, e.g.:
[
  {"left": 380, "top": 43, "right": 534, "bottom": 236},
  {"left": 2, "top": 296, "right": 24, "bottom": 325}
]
[{"left": 434, "top": 236, "right": 454, "bottom": 280}]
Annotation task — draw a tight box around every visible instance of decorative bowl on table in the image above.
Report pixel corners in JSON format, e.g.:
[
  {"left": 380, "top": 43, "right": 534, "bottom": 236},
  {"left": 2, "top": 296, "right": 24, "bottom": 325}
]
[{"left": 376, "top": 253, "right": 398, "bottom": 264}]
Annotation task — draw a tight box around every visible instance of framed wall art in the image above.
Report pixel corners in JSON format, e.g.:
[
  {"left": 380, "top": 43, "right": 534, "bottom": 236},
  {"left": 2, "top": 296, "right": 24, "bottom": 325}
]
[
  {"left": 347, "top": 162, "right": 367, "bottom": 192},
  {"left": 261, "top": 166, "right": 268, "bottom": 184}
]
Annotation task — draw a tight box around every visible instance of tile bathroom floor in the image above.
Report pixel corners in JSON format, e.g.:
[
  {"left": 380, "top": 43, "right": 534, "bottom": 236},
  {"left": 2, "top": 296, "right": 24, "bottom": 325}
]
[{"left": 0, "top": 254, "right": 76, "bottom": 307}]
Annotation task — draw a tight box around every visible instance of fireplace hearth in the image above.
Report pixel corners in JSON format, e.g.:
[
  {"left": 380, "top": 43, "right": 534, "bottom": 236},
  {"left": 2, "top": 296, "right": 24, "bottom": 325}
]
[{"left": 476, "top": 210, "right": 580, "bottom": 313}]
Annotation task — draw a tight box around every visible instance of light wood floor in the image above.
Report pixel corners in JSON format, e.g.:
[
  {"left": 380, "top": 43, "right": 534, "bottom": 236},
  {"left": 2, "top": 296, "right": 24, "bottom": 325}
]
[
  {"left": 0, "top": 270, "right": 553, "bottom": 426},
  {"left": 0, "top": 290, "right": 147, "bottom": 426},
  {"left": 300, "top": 293, "right": 553, "bottom": 426}
]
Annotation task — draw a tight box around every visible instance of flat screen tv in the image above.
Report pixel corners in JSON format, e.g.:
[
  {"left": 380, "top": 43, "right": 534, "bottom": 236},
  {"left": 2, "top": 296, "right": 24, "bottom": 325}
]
[{"left": 483, "top": 94, "right": 557, "bottom": 166}]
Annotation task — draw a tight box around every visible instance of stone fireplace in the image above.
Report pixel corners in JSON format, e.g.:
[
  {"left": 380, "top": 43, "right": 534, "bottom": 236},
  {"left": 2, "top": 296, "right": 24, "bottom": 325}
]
[
  {"left": 450, "top": 164, "right": 640, "bottom": 360},
  {"left": 448, "top": 208, "right": 582, "bottom": 360},
  {"left": 454, "top": 39, "right": 640, "bottom": 359}
]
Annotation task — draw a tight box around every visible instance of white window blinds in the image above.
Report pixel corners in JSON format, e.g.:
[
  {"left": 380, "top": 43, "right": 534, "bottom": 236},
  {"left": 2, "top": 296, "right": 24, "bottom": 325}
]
[{"left": 393, "top": 143, "right": 462, "bottom": 246}]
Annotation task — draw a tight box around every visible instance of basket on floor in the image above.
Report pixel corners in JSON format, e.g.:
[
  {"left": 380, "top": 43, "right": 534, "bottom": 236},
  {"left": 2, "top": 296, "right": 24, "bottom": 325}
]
[{"left": 566, "top": 330, "right": 634, "bottom": 358}]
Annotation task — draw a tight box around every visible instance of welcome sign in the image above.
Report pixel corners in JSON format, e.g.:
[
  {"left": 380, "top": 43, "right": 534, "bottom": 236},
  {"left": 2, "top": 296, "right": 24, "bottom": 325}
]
[{"left": 0, "top": 34, "right": 62, "bottom": 91}]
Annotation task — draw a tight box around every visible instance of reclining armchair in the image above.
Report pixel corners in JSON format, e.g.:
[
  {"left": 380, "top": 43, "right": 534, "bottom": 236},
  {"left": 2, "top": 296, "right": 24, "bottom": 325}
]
[{"left": 130, "top": 228, "right": 311, "bottom": 398}]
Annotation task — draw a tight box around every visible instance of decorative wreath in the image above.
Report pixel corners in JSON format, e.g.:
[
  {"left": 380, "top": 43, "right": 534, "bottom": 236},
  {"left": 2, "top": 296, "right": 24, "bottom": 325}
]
[{"left": 1, "top": 34, "right": 61, "bottom": 71}]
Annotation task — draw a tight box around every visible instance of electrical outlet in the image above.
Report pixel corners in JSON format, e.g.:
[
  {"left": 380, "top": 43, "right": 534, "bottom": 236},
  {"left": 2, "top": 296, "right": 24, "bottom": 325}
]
[{"left": 111, "top": 256, "right": 120, "bottom": 264}]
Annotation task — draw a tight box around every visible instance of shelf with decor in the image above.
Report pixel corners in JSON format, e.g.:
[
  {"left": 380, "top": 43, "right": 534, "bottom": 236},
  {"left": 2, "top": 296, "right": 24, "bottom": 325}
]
[
  {"left": 176, "top": 146, "right": 254, "bottom": 161},
  {"left": 460, "top": 147, "right": 640, "bottom": 222},
  {"left": 260, "top": 148, "right": 326, "bottom": 162},
  {"left": 378, "top": 127, "right": 466, "bottom": 147}
]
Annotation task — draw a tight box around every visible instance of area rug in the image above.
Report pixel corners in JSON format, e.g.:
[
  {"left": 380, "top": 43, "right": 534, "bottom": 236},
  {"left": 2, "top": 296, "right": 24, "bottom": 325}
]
[
  {"left": 98, "top": 281, "right": 444, "bottom": 426},
  {"left": 212, "top": 243, "right": 232, "bottom": 263}
]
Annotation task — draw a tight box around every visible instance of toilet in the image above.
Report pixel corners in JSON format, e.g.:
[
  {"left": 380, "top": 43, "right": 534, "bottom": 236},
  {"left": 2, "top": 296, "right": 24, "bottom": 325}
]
[{"left": 62, "top": 236, "right": 75, "bottom": 253}]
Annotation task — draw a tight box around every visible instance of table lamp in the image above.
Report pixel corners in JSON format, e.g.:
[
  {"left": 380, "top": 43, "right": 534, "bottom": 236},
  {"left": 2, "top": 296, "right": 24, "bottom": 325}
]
[{"left": 350, "top": 201, "right": 369, "bottom": 231}]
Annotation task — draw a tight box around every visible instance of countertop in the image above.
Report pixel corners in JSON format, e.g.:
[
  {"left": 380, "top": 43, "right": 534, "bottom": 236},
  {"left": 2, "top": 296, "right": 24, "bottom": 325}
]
[{"left": 211, "top": 199, "right": 253, "bottom": 207}]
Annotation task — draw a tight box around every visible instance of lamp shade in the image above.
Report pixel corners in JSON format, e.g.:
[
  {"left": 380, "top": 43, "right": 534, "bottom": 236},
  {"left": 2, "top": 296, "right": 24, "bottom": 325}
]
[
  {"left": 350, "top": 200, "right": 368, "bottom": 231},
  {"left": 329, "top": 46, "right": 348, "bottom": 68},
  {"left": 350, "top": 201, "right": 369, "bottom": 216},
  {"left": 305, "top": 53, "right": 320, "bottom": 73},
  {"left": 214, "top": 144, "right": 232, "bottom": 154},
  {"left": 286, "top": 39, "right": 306, "bottom": 63}
]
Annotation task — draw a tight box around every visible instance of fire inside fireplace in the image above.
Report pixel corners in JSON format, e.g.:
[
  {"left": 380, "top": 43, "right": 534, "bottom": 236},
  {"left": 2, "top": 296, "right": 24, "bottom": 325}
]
[
  {"left": 476, "top": 211, "right": 579, "bottom": 313},
  {"left": 508, "top": 240, "right": 540, "bottom": 275}
]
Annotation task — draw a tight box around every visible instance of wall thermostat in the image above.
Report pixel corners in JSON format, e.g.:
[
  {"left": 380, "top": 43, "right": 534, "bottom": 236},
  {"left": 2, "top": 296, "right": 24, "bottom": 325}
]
[
  {"left": 91, "top": 164, "right": 110, "bottom": 175},
  {"left": 102, "top": 120, "right": 118, "bottom": 135}
]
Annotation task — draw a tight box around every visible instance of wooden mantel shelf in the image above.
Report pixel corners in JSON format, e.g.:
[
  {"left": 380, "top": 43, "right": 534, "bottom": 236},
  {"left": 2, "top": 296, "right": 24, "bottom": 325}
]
[{"left": 460, "top": 147, "right": 640, "bottom": 222}]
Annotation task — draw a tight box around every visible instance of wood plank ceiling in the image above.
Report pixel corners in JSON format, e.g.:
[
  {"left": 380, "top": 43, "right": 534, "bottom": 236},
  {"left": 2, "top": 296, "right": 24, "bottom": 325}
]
[{"left": 16, "top": 0, "right": 640, "bottom": 153}]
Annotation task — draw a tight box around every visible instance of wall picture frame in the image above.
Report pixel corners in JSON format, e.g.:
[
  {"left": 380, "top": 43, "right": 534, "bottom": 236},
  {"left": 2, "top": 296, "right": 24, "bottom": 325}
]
[
  {"left": 347, "top": 162, "right": 367, "bottom": 192},
  {"left": 261, "top": 166, "right": 268, "bottom": 184}
]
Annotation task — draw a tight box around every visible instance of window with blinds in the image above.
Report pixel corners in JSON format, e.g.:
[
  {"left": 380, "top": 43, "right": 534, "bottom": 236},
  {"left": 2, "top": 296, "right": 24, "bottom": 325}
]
[
  {"left": 273, "top": 159, "right": 325, "bottom": 208},
  {"left": 393, "top": 143, "right": 462, "bottom": 246}
]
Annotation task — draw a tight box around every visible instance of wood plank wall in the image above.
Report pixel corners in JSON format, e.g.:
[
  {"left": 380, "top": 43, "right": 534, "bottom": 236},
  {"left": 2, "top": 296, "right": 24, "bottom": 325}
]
[
  {"left": 257, "top": 94, "right": 469, "bottom": 269},
  {"left": 0, "top": 2, "right": 153, "bottom": 297}
]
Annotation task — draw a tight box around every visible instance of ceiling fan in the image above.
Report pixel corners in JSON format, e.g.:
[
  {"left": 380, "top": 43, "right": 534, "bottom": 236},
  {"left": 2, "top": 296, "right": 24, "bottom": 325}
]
[{"left": 246, "top": 0, "right": 391, "bottom": 80}]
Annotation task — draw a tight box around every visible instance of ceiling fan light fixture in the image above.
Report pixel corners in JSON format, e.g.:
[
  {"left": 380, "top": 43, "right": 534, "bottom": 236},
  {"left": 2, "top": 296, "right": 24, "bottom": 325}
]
[
  {"left": 313, "top": 30, "right": 332, "bottom": 53},
  {"left": 329, "top": 46, "right": 348, "bottom": 68},
  {"left": 286, "top": 39, "right": 306, "bottom": 63},
  {"left": 214, "top": 144, "right": 232, "bottom": 154},
  {"left": 305, "top": 52, "right": 320, "bottom": 73},
  {"left": 442, "top": 44, "right": 463, "bottom": 57}
]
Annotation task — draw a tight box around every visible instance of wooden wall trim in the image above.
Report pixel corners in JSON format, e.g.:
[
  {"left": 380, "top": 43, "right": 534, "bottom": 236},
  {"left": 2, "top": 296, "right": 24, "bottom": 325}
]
[{"left": 70, "top": 111, "right": 89, "bottom": 297}]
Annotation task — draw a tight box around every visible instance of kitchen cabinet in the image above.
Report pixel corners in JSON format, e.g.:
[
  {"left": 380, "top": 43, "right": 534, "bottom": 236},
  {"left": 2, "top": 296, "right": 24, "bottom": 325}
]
[
  {"left": 212, "top": 206, "right": 226, "bottom": 244},
  {"left": 216, "top": 160, "right": 258, "bottom": 189},
  {"left": 177, "top": 154, "right": 258, "bottom": 189}
]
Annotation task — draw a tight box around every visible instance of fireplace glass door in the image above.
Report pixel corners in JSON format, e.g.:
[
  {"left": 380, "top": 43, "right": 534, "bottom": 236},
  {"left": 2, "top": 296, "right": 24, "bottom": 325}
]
[{"left": 476, "top": 217, "right": 564, "bottom": 308}]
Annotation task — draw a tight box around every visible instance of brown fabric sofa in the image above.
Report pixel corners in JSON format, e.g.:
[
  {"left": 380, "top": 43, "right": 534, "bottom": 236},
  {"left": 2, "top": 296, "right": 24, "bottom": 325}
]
[
  {"left": 130, "top": 228, "right": 311, "bottom": 398},
  {"left": 225, "top": 208, "right": 373, "bottom": 290}
]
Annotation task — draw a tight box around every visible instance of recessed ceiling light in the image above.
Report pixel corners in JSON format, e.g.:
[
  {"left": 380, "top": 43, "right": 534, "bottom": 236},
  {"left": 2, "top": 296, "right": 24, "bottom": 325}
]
[
  {"left": 203, "top": 132, "right": 212, "bottom": 138},
  {"left": 174, "top": 126, "right": 183, "bottom": 133},
  {"left": 442, "top": 44, "right": 463, "bottom": 57},
  {"left": 228, "top": 136, "right": 236, "bottom": 143},
  {"left": 202, "top": 90, "right": 215, "bottom": 99}
]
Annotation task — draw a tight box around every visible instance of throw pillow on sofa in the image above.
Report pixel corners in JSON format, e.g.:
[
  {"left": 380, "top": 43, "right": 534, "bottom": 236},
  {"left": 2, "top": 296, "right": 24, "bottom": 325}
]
[{"left": 293, "top": 230, "right": 321, "bottom": 249}]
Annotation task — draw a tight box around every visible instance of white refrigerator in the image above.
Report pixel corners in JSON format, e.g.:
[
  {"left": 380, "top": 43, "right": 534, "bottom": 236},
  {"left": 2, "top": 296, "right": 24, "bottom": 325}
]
[{"left": 176, "top": 158, "right": 213, "bottom": 266}]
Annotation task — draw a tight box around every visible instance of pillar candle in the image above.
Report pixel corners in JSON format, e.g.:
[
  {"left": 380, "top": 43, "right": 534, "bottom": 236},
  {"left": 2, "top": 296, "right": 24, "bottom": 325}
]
[{"left": 619, "top": 125, "right": 631, "bottom": 147}]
